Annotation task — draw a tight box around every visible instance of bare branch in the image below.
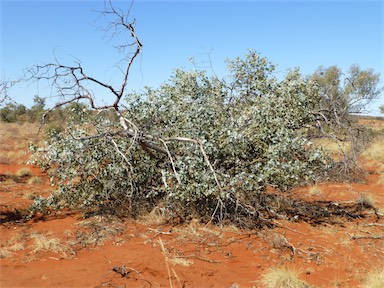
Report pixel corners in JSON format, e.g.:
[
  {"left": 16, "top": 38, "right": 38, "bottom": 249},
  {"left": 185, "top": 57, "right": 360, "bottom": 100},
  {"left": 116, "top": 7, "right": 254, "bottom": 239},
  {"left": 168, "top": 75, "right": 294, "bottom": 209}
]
[
  {"left": 24, "top": 0, "right": 142, "bottom": 114},
  {"left": 158, "top": 138, "right": 182, "bottom": 185},
  {"left": 163, "top": 136, "right": 223, "bottom": 193},
  {"left": 0, "top": 79, "right": 21, "bottom": 107}
]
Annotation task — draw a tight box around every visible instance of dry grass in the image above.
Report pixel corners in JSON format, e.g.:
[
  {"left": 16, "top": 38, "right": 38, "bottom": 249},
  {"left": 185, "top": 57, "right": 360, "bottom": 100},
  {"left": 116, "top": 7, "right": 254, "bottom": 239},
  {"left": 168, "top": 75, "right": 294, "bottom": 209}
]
[
  {"left": 356, "top": 193, "right": 375, "bottom": 209},
  {"left": 1, "top": 231, "right": 71, "bottom": 259},
  {"left": 22, "top": 191, "right": 37, "bottom": 200},
  {"left": 9, "top": 242, "right": 25, "bottom": 252},
  {"left": 170, "top": 257, "right": 194, "bottom": 267},
  {"left": 260, "top": 267, "right": 309, "bottom": 288},
  {"left": 0, "top": 123, "right": 43, "bottom": 156},
  {"left": 0, "top": 122, "right": 40, "bottom": 139},
  {"left": 27, "top": 176, "right": 42, "bottom": 184},
  {"left": 313, "top": 138, "right": 351, "bottom": 155},
  {"left": 74, "top": 215, "right": 125, "bottom": 247},
  {"left": 139, "top": 205, "right": 169, "bottom": 225},
  {"left": 379, "top": 174, "right": 384, "bottom": 185},
  {"left": 308, "top": 185, "right": 322, "bottom": 196},
  {"left": 29, "top": 233, "right": 72, "bottom": 256},
  {"left": 362, "top": 268, "right": 384, "bottom": 288},
  {"left": 0, "top": 143, "right": 13, "bottom": 151},
  {"left": 0, "top": 248, "right": 13, "bottom": 259},
  {"left": 362, "top": 137, "right": 384, "bottom": 163},
  {"left": 0, "top": 151, "right": 16, "bottom": 164},
  {"left": 16, "top": 168, "right": 33, "bottom": 177},
  {"left": 0, "top": 150, "right": 28, "bottom": 164},
  {"left": 3, "top": 177, "right": 16, "bottom": 184}
]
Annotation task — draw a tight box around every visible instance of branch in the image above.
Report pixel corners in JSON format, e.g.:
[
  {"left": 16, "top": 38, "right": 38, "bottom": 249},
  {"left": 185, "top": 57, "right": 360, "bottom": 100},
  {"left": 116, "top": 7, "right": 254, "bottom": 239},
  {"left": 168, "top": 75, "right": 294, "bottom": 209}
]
[
  {"left": 24, "top": 1, "right": 142, "bottom": 112},
  {"left": 97, "top": 1, "right": 143, "bottom": 107},
  {"left": 158, "top": 138, "right": 181, "bottom": 185},
  {"left": 349, "top": 234, "right": 384, "bottom": 240},
  {"left": 164, "top": 136, "right": 223, "bottom": 193},
  {"left": 0, "top": 80, "right": 21, "bottom": 107}
]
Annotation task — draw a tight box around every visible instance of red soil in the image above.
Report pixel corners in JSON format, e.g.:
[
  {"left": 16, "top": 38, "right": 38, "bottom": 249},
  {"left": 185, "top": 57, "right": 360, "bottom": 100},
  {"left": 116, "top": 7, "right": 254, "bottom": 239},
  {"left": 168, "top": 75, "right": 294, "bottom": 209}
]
[{"left": 1, "top": 123, "right": 383, "bottom": 288}]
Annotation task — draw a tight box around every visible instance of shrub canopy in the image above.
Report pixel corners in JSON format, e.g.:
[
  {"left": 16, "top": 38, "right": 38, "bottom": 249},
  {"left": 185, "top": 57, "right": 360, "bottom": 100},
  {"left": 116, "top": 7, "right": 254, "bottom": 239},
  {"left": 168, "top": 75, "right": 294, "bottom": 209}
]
[{"left": 28, "top": 51, "right": 356, "bottom": 225}]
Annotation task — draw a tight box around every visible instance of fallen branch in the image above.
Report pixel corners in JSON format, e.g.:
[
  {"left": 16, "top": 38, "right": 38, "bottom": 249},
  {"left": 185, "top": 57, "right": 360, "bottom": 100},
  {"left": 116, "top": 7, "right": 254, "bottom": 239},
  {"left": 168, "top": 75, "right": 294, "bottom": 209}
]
[
  {"left": 148, "top": 227, "right": 172, "bottom": 239},
  {"left": 349, "top": 234, "right": 384, "bottom": 240},
  {"left": 159, "top": 237, "right": 173, "bottom": 288},
  {"left": 175, "top": 255, "right": 221, "bottom": 264}
]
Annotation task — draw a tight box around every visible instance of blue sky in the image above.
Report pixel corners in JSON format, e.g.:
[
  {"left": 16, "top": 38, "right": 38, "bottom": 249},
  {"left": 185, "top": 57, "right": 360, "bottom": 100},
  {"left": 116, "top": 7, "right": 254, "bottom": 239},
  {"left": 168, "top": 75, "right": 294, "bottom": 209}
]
[{"left": 1, "top": 0, "right": 383, "bottom": 114}]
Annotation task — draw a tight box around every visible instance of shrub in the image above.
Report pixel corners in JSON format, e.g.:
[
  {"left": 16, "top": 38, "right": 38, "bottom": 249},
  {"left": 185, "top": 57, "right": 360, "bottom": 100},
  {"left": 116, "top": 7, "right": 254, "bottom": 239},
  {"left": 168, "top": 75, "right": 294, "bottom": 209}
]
[
  {"left": 0, "top": 103, "right": 28, "bottom": 123},
  {"left": 28, "top": 51, "right": 335, "bottom": 226}
]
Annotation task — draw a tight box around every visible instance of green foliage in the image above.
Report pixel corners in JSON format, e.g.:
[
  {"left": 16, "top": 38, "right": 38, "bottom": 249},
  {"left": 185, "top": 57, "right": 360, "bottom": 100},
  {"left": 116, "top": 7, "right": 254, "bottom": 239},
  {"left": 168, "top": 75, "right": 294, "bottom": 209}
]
[
  {"left": 28, "top": 51, "right": 334, "bottom": 225},
  {"left": 29, "top": 112, "right": 161, "bottom": 216},
  {"left": 0, "top": 105, "right": 16, "bottom": 122},
  {"left": 310, "top": 64, "right": 382, "bottom": 114},
  {"left": 308, "top": 65, "right": 382, "bottom": 175},
  {"left": 26, "top": 95, "right": 46, "bottom": 122},
  {"left": 0, "top": 103, "right": 27, "bottom": 122},
  {"left": 32, "top": 95, "right": 46, "bottom": 109},
  {"left": 0, "top": 96, "right": 47, "bottom": 123}
]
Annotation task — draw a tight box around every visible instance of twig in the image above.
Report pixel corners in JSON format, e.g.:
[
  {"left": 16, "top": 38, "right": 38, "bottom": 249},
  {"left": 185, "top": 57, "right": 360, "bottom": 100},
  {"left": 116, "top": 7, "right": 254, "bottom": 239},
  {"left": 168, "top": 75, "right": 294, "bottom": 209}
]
[
  {"left": 164, "top": 137, "right": 222, "bottom": 191},
  {"left": 174, "top": 255, "right": 221, "bottom": 264},
  {"left": 349, "top": 234, "right": 384, "bottom": 240},
  {"left": 171, "top": 268, "right": 183, "bottom": 288},
  {"left": 148, "top": 228, "right": 172, "bottom": 239},
  {"left": 103, "top": 254, "right": 112, "bottom": 264},
  {"left": 159, "top": 237, "right": 173, "bottom": 288},
  {"left": 159, "top": 138, "right": 181, "bottom": 185},
  {"left": 366, "top": 223, "right": 384, "bottom": 227}
]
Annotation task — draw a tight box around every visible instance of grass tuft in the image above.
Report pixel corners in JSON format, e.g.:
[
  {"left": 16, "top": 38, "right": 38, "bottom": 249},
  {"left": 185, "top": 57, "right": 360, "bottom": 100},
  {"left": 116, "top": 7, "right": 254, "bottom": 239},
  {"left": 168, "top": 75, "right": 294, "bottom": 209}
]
[
  {"left": 313, "top": 138, "right": 351, "bottom": 155},
  {"left": 362, "top": 268, "right": 384, "bottom": 288},
  {"left": 0, "top": 248, "right": 13, "bottom": 259},
  {"left": 29, "top": 233, "right": 71, "bottom": 256},
  {"left": 170, "top": 257, "right": 194, "bottom": 267},
  {"left": 74, "top": 215, "right": 125, "bottom": 247},
  {"left": 308, "top": 185, "right": 322, "bottom": 196},
  {"left": 356, "top": 193, "right": 375, "bottom": 209},
  {"left": 16, "top": 168, "right": 33, "bottom": 177},
  {"left": 9, "top": 242, "right": 25, "bottom": 252},
  {"left": 27, "top": 176, "right": 43, "bottom": 184},
  {"left": 378, "top": 174, "right": 384, "bottom": 185},
  {"left": 362, "top": 137, "right": 384, "bottom": 163},
  {"left": 260, "top": 267, "right": 309, "bottom": 288}
]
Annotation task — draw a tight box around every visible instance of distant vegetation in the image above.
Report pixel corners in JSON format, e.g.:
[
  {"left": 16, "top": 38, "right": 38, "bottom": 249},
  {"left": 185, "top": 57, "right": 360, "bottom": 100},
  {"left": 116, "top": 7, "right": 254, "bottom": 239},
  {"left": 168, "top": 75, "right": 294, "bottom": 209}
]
[
  {"left": 0, "top": 98, "right": 90, "bottom": 136},
  {"left": 0, "top": 95, "right": 46, "bottom": 123}
]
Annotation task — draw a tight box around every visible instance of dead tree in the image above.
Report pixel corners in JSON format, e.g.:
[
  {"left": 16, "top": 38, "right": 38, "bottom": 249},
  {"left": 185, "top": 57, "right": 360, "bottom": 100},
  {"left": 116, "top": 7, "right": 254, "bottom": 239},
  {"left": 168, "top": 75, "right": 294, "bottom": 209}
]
[
  {"left": 25, "top": 0, "right": 223, "bottom": 207},
  {"left": 27, "top": 3, "right": 164, "bottom": 154}
]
